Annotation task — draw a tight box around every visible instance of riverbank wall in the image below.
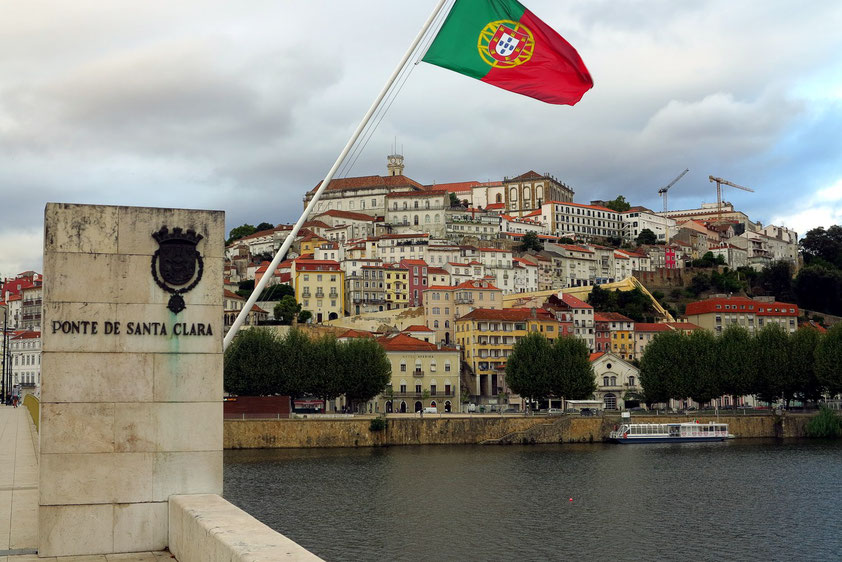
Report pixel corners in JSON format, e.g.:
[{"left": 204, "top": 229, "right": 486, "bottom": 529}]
[{"left": 224, "top": 413, "right": 813, "bottom": 449}]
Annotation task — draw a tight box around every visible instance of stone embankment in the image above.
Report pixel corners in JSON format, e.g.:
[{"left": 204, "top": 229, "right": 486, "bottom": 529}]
[{"left": 224, "top": 413, "right": 812, "bottom": 449}]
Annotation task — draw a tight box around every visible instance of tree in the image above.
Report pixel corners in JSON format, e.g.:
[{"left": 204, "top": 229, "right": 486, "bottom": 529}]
[
  {"left": 586, "top": 285, "right": 613, "bottom": 311},
  {"left": 639, "top": 331, "right": 685, "bottom": 407},
  {"left": 297, "top": 310, "right": 313, "bottom": 324},
  {"left": 302, "top": 335, "right": 343, "bottom": 407},
  {"left": 449, "top": 193, "right": 460, "bottom": 208},
  {"left": 717, "top": 325, "right": 756, "bottom": 409},
  {"left": 816, "top": 324, "right": 842, "bottom": 398},
  {"left": 788, "top": 327, "right": 823, "bottom": 406},
  {"left": 799, "top": 225, "right": 842, "bottom": 269},
  {"left": 336, "top": 338, "right": 391, "bottom": 412},
  {"left": 223, "top": 328, "right": 283, "bottom": 396},
  {"left": 635, "top": 228, "right": 657, "bottom": 246},
  {"left": 794, "top": 266, "right": 842, "bottom": 316},
  {"left": 603, "top": 195, "right": 631, "bottom": 213},
  {"left": 256, "top": 222, "right": 275, "bottom": 232},
  {"left": 519, "top": 232, "right": 544, "bottom": 252},
  {"left": 551, "top": 336, "right": 596, "bottom": 400},
  {"left": 274, "top": 295, "right": 301, "bottom": 324},
  {"left": 682, "top": 330, "right": 720, "bottom": 407},
  {"left": 505, "top": 332, "right": 555, "bottom": 402},
  {"left": 275, "top": 328, "right": 313, "bottom": 396},
  {"left": 689, "top": 273, "right": 711, "bottom": 296},
  {"left": 226, "top": 224, "right": 257, "bottom": 245},
  {"left": 753, "top": 324, "right": 791, "bottom": 405},
  {"left": 756, "top": 261, "right": 796, "bottom": 302}
]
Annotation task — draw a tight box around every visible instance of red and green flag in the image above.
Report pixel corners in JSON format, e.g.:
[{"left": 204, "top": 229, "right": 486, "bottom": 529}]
[{"left": 422, "top": 0, "right": 593, "bottom": 105}]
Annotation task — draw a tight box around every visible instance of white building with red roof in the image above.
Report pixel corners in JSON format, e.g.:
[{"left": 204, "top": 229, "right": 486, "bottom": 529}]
[
  {"left": 590, "top": 351, "right": 641, "bottom": 411},
  {"left": 540, "top": 200, "right": 623, "bottom": 241},
  {"left": 685, "top": 296, "right": 798, "bottom": 334},
  {"left": 385, "top": 190, "right": 448, "bottom": 238}
]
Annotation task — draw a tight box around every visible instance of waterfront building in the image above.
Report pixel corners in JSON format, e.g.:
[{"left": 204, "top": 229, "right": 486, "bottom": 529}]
[
  {"left": 374, "top": 333, "right": 461, "bottom": 414},
  {"left": 456, "top": 307, "right": 558, "bottom": 406},
  {"left": 544, "top": 293, "right": 594, "bottom": 350},
  {"left": 633, "top": 322, "right": 673, "bottom": 359},
  {"left": 684, "top": 296, "right": 798, "bottom": 334},
  {"left": 590, "top": 352, "right": 641, "bottom": 411},
  {"left": 223, "top": 290, "right": 269, "bottom": 333}
]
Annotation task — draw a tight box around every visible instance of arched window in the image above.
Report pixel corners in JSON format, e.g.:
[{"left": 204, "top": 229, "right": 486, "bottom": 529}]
[
  {"left": 430, "top": 362, "right": 437, "bottom": 372},
  {"left": 415, "top": 359, "right": 422, "bottom": 373},
  {"left": 425, "top": 200, "right": 430, "bottom": 209},
  {"left": 536, "top": 186, "right": 543, "bottom": 202},
  {"left": 400, "top": 360, "right": 406, "bottom": 372},
  {"left": 414, "top": 201, "right": 419, "bottom": 209},
  {"left": 403, "top": 215, "right": 408, "bottom": 225},
  {"left": 393, "top": 202, "right": 398, "bottom": 210},
  {"left": 610, "top": 376, "right": 617, "bottom": 386},
  {"left": 425, "top": 214, "right": 431, "bottom": 224},
  {"left": 403, "top": 202, "right": 408, "bottom": 210},
  {"left": 523, "top": 187, "right": 530, "bottom": 200},
  {"left": 434, "top": 215, "right": 440, "bottom": 223},
  {"left": 434, "top": 320, "right": 439, "bottom": 328},
  {"left": 496, "top": 193, "right": 503, "bottom": 203},
  {"left": 414, "top": 215, "right": 419, "bottom": 225},
  {"left": 444, "top": 360, "right": 451, "bottom": 372},
  {"left": 510, "top": 187, "right": 517, "bottom": 201},
  {"left": 629, "top": 375, "right": 636, "bottom": 386},
  {"left": 603, "top": 376, "right": 609, "bottom": 387}
]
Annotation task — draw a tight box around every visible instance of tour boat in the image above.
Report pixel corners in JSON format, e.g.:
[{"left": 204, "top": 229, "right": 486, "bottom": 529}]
[{"left": 609, "top": 421, "right": 732, "bottom": 443}]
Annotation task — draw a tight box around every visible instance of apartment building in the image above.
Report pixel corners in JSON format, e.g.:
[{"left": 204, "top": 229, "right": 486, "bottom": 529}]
[
  {"left": 684, "top": 296, "right": 799, "bottom": 334},
  {"left": 423, "top": 280, "right": 503, "bottom": 344}
]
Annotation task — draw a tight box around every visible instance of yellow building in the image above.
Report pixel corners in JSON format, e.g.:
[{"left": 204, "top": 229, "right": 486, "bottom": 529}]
[
  {"left": 372, "top": 333, "right": 461, "bottom": 414},
  {"left": 294, "top": 259, "right": 345, "bottom": 323},
  {"left": 385, "top": 265, "right": 409, "bottom": 310},
  {"left": 423, "top": 279, "right": 503, "bottom": 344},
  {"left": 594, "top": 312, "right": 635, "bottom": 360},
  {"left": 298, "top": 233, "right": 329, "bottom": 256},
  {"left": 456, "top": 307, "right": 558, "bottom": 406}
]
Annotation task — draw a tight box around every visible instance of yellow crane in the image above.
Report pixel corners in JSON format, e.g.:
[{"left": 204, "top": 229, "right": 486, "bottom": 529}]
[{"left": 708, "top": 175, "right": 754, "bottom": 221}]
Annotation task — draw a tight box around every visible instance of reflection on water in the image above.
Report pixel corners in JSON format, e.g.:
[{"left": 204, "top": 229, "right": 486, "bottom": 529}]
[{"left": 224, "top": 440, "right": 842, "bottom": 561}]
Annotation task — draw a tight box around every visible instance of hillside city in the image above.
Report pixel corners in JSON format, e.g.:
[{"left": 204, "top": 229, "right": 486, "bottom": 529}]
[{"left": 2, "top": 155, "right": 837, "bottom": 415}]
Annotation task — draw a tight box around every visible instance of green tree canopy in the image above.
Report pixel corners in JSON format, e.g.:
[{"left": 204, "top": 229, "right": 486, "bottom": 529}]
[
  {"left": 273, "top": 295, "right": 301, "bottom": 324},
  {"left": 794, "top": 265, "right": 842, "bottom": 316},
  {"left": 519, "top": 232, "right": 544, "bottom": 252},
  {"left": 226, "top": 224, "right": 257, "bottom": 245},
  {"left": 449, "top": 192, "right": 461, "bottom": 208},
  {"left": 256, "top": 222, "right": 275, "bottom": 232},
  {"left": 683, "top": 330, "right": 720, "bottom": 406},
  {"left": 223, "top": 328, "right": 284, "bottom": 396},
  {"left": 816, "top": 324, "right": 842, "bottom": 397},
  {"left": 639, "top": 330, "right": 685, "bottom": 407},
  {"left": 635, "top": 228, "right": 658, "bottom": 246},
  {"left": 303, "top": 335, "right": 343, "bottom": 404},
  {"left": 788, "top": 327, "right": 823, "bottom": 405},
  {"left": 799, "top": 225, "right": 842, "bottom": 269},
  {"left": 753, "top": 324, "right": 791, "bottom": 405},
  {"left": 337, "top": 337, "right": 392, "bottom": 410},
  {"left": 603, "top": 195, "right": 631, "bottom": 213},
  {"left": 717, "top": 325, "right": 756, "bottom": 408},
  {"left": 551, "top": 335, "right": 596, "bottom": 399},
  {"left": 505, "top": 332, "right": 555, "bottom": 402}
]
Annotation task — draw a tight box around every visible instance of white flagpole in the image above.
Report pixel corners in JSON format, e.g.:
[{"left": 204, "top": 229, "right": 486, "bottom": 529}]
[{"left": 224, "top": 0, "right": 451, "bottom": 350}]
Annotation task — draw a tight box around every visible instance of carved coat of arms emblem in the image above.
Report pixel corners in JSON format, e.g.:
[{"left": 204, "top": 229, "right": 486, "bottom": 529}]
[{"left": 151, "top": 226, "right": 204, "bottom": 314}]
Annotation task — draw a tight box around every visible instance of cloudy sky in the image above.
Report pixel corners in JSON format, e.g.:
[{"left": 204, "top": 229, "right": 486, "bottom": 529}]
[{"left": 2, "top": 0, "right": 841, "bottom": 276}]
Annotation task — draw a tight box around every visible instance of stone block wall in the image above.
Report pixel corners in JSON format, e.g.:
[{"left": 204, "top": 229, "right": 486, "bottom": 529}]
[{"left": 40, "top": 203, "right": 224, "bottom": 557}]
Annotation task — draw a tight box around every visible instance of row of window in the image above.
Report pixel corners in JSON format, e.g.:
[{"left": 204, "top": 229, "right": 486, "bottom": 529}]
[{"left": 398, "top": 361, "right": 452, "bottom": 372}]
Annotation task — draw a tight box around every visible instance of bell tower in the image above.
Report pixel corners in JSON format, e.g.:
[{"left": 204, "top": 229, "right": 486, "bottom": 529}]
[{"left": 387, "top": 153, "right": 404, "bottom": 176}]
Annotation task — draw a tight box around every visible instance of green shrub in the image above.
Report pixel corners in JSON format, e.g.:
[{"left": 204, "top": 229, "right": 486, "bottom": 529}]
[
  {"left": 806, "top": 407, "right": 842, "bottom": 439},
  {"left": 369, "top": 417, "right": 387, "bottom": 432}
]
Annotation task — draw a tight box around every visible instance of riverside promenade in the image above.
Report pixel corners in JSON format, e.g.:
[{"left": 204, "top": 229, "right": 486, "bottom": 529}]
[{"left": 0, "top": 406, "right": 173, "bottom": 561}]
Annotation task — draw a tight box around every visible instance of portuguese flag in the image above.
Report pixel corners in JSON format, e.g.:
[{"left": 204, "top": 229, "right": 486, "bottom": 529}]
[{"left": 422, "top": 0, "right": 593, "bottom": 105}]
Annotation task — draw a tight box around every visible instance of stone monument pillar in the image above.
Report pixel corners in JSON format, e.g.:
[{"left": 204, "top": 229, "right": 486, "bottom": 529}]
[{"left": 40, "top": 203, "right": 224, "bottom": 557}]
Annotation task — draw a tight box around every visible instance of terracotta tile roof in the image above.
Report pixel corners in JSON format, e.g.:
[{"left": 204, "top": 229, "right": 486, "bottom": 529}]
[
  {"left": 338, "top": 329, "right": 375, "bottom": 339},
  {"left": 295, "top": 260, "right": 342, "bottom": 272},
  {"left": 485, "top": 203, "right": 506, "bottom": 210},
  {"left": 594, "top": 312, "right": 634, "bottom": 323},
  {"left": 545, "top": 201, "right": 617, "bottom": 213},
  {"left": 301, "top": 220, "right": 331, "bottom": 230},
  {"left": 223, "top": 289, "right": 244, "bottom": 300},
  {"left": 425, "top": 181, "right": 478, "bottom": 192},
  {"left": 314, "top": 209, "right": 377, "bottom": 222},
  {"left": 559, "top": 244, "right": 594, "bottom": 254},
  {"left": 400, "top": 259, "right": 427, "bottom": 266},
  {"left": 478, "top": 247, "right": 511, "bottom": 253},
  {"left": 634, "top": 323, "right": 673, "bottom": 332},
  {"left": 402, "top": 325, "right": 435, "bottom": 332},
  {"left": 427, "top": 267, "right": 448, "bottom": 275},
  {"left": 308, "top": 174, "right": 425, "bottom": 195},
  {"left": 507, "top": 170, "right": 545, "bottom": 182},
  {"left": 386, "top": 190, "right": 447, "bottom": 198},
  {"left": 664, "top": 322, "right": 702, "bottom": 331},
  {"left": 453, "top": 279, "right": 500, "bottom": 291},
  {"left": 458, "top": 307, "right": 554, "bottom": 322},
  {"left": 685, "top": 297, "right": 798, "bottom": 317},
  {"left": 589, "top": 352, "right": 605, "bottom": 362},
  {"left": 12, "top": 330, "right": 40, "bottom": 340},
  {"left": 559, "top": 293, "right": 592, "bottom": 309},
  {"left": 378, "top": 333, "right": 450, "bottom": 352}
]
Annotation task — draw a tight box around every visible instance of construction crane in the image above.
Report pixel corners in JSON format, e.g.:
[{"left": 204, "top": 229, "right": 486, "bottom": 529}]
[
  {"left": 708, "top": 175, "right": 754, "bottom": 221},
  {"left": 658, "top": 169, "right": 689, "bottom": 212}
]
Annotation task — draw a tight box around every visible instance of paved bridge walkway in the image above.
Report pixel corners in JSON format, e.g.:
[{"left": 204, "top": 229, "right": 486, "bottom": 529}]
[{"left": 0, "top": 406, "right": 173, "bottom": 561}]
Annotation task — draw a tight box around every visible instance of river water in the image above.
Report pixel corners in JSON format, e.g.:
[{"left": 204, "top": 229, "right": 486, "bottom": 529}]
[{"left": 224, "top": 439, "right": 842, "bottom": 561}]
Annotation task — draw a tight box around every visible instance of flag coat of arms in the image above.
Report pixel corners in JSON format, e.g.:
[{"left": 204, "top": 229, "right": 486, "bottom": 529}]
[{"left": 423, "top": 0, "right": 593, "bottom": 105}]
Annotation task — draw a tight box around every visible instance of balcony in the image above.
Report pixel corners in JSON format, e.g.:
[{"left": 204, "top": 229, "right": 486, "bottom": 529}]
[
  {"left": 302, "top": 291, "right": 311, "bottom": 298},
  {"left": 454, "top": 295, "right": 473, "bottom": 304},
  {"left": 412, "top": 369, "right": 424, "bottom": 378}
]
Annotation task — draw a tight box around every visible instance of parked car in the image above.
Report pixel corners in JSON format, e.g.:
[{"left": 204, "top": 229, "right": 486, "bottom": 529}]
[
  {"left": 423, "top": 407, "right": 438, "bottom": 414},
  {"left": 547, "top": 408, "right": 563, "bottom": 415},
  {"left": 580, "top": 408, "right": 596, "bottom": 416},
  {"left": 502, "top": 408, "right": 518, "bottom": 414}
]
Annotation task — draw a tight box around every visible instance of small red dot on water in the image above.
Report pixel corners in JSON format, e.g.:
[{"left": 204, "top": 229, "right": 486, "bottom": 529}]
[{"left": 569, "top": 498, "right": 573, "bottom": 501}]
